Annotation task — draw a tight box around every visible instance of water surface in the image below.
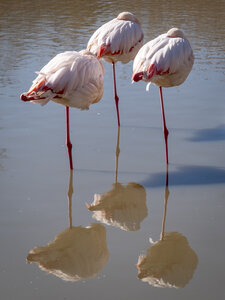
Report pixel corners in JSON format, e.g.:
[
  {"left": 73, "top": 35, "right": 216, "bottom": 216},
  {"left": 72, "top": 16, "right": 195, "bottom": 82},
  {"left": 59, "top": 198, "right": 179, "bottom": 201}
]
[{"left": 1, "top": 0, "right": 225, "bottom": 299}]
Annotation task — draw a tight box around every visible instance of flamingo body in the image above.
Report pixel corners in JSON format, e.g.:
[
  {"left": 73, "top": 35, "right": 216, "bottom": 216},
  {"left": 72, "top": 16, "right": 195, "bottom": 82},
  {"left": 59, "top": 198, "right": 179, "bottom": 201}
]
[
  {"left": 21, "top": 50, "right": 104, "bottom": 109},
  {"left": 87, "top": 12, "right": 144, "bottom": 63},
  {"left": 87, "top": 12, "right": 144, "bottom": 126},
  {"left": 20, "top": 50, "right": 104, "bottom": 170},
  {"left": 132, "top": 28, "right": 194, "bottom": 87},
  {"left": 132, "top": 28, "right": 194, "bottom": 164}
]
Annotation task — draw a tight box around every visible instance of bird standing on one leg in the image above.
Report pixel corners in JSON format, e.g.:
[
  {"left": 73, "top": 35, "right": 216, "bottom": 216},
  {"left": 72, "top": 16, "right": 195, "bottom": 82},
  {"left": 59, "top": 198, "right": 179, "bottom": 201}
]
[
  {"left": 132, "top": 28, "right": 194, "bottom": 164},
  {"left": 20, "top": 50, "right": 104, "bottom": 170},
  {"left": 87, "top": 11, "right": 144, "bottom": 127}
]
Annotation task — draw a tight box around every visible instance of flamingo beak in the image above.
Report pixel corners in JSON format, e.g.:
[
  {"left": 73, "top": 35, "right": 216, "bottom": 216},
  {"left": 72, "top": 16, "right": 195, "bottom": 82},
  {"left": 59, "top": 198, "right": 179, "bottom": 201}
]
[
  {"left": 132, "top": 71, "right": 143, "bottom": 82},
  {"left": 20, "top": 93, "right": 30, "bottom": 101}
]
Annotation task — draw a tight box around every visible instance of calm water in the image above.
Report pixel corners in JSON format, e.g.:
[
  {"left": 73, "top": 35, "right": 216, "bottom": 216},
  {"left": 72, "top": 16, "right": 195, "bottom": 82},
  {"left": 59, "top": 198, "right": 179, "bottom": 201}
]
[{"left": 1, "top": 0, "right": 225, "bottom": 299}]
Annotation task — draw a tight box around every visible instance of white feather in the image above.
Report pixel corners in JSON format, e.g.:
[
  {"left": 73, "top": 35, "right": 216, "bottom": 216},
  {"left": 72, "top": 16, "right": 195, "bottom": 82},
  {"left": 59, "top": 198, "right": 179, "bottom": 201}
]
[
  {"left": 146, "top": 82, "right": 151, "bottom": 92},
  {"left": 87, "top": 15, "right": 144, "bottom": 64},
  {"left": 22, "top": 51, "right": 104, "bottom": 110},
  {"left": 133, "top": 30, "right": 194, "bottom": 87}
]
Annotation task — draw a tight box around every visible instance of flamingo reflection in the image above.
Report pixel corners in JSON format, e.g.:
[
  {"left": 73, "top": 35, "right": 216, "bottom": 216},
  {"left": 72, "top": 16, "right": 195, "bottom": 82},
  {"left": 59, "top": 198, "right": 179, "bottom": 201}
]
[
  {"left": 87, "top": 127, "right": 147, "bottom": 231},
  {"left": 137, "top": 167, "right": 198, "bottom": 288},
  {"left": 27, "top": 170, "right": 109, "bottom": 282}
]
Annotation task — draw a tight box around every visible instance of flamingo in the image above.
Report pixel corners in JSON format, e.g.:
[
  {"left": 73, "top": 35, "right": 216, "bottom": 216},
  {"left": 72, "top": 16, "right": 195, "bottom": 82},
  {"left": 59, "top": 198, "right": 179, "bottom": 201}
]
[
  {"left": 20, "top": 50, "right": 104, "bottom": 170},
  {"left": 87, "top": 127, "right": 147, "bottom": 231},
  {"left": 137, "top": 167, "right": 198, "bottom": 288},
  {"left": 87, "top": 11, "right": 144, "bottom": 126},
  {"left": 132, "top": 28, "right": 194, "bottom": 164},
  {"left": 27, "top": 170, "right": 109, "bottom": 282}
]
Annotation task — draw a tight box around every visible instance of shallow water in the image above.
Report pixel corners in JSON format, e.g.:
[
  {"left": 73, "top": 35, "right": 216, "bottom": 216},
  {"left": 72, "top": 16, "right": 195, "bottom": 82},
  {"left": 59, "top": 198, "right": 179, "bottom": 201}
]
[{"left": 1, "top": 0, "right": 225, "bottom": 299}]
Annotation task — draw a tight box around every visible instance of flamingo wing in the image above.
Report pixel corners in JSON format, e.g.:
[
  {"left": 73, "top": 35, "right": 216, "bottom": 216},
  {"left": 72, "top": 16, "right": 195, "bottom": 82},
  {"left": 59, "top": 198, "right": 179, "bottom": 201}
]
[
  {"left": 87, "top": 18, "right": 144, "bottom": 63},
  {"left": 21, "top": 51, "right": 81, "bottom": 105},
  {"left": 133, "top": 34, "right": 194, "bottom": 85},
  {"left": 64, "top": 54, "right": 104, "bottom": 109},
  {"left": 21, "top": 51, "right": 104, "bottom": 109}
]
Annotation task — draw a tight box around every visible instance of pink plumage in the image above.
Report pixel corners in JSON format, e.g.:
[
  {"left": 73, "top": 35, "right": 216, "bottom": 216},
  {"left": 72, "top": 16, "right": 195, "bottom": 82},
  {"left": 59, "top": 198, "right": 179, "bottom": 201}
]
[
  {"left": 87, "top": 12, "right": 144, "bottom": 64},
  {"left": 132, "top": 28, "right": 194, "bottom": 87},
  {"left": 20, "top": 50, "right": 104, "bottom": 170},
  {"left": 87, "top": 12, "right": 144, "bottom": 126},
  {"left": 132, "top": 28, "right": 194, "bottom": 165},
  {"left": 21, "top": 50, "right": 104, "bottom": 109}
]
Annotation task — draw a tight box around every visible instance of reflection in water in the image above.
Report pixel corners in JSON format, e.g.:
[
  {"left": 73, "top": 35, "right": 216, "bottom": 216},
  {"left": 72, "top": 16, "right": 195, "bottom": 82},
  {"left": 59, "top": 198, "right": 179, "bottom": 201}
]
[
  {"left": 88, "top": 127, "right": 147, "bottom": 231},
  {"left": 89, "top": 182, "right": 147, "bottom": 231},
  {"left": 137, "top": 232, "right": 198, "bottom": 288},
  {"left": 27, "top": 171, "right": 109, "bottom": 281},
  {"left": 137, "top": 168, "right": 198, "bottom": 288}
]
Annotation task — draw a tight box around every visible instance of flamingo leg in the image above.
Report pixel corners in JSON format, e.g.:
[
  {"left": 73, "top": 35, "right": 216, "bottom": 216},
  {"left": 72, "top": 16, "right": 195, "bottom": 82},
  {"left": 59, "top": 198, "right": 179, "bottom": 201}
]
[
  {"left": 114, "top": 126, "right": 120, "bottom": 184},
  {"left": 66, "top": 106, "right": 73, "bottom": 170},
  {"left": 67, "top": 170, "right": 73, "bottom": 229},
  {"left": 159, "top": 87, "right": 169, "bottom": 165},
  {"left": 112, "top": 62, "right": 120, "bottom": 127},
  {"left": 160, "top": 165, "right": 170, "bottom": 241}
]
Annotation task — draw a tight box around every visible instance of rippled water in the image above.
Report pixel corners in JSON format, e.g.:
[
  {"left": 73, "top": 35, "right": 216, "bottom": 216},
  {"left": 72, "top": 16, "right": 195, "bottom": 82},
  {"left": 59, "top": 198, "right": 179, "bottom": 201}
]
[{"left": 1, "top": 0, "right": 225, "bottom": 299}]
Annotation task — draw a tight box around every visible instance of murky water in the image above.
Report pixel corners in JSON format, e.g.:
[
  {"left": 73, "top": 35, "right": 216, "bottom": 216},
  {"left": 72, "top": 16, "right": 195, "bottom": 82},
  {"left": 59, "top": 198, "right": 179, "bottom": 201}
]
[{"left": 1, "top": 0, "right": 225, "bottom": 299}]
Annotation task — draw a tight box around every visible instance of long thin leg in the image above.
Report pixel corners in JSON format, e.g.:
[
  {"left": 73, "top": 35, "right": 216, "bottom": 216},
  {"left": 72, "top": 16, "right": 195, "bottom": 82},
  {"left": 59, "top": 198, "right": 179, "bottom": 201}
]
[
  {"left": 159, "top": 86, "right": 169, "bottom": 165},
  {"left": 67, "top": 170, "right": 73, "bottom": 229},
  {"left": 160, "top": 165, "right": 170, "bottom": 241},
  {"left": 114, "top": 126, "right": 120, "bottom": 184},
  {"left": 112, "top": 62, "right": 120, "bottom": 127},
  {"left": 66, "top": 106, "right": 73, "bottom": 170}
]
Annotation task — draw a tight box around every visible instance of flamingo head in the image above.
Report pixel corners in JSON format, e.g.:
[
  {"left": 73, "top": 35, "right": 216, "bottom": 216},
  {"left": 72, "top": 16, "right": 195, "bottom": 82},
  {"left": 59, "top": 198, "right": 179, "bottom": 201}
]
[
  {"left": 167, "top": 28, "right": 185, "bottom": 38},
  {"left": 132, "top": 71, "right": 144, "bottom": 82},
  {"left": 117, "top": 12, "right": 141, "bottom": 26},
  {"left": 20, "top": 93, "right": 30, "bottom": 102},
  {"left": 80, "top": 49, "right": 96, "bottom": 57}
]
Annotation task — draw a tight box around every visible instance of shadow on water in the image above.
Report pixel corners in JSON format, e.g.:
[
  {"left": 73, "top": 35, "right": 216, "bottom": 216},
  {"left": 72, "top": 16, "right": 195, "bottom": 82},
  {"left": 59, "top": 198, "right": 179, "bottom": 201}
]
[
  {"left": 137, "top": 168, "right": 198, "bottom": 288},
  {"left": 27, "top": 170, "right": 109, "bottom": 282},
  {"left": 188, "top": 124, "right": 225, "bottom": 142},
  {"left": 0, "top": 148, "right": 7, "bottom": 171},
  {"left": 141, "top": 165, "right": 225, "bottom": 188}
]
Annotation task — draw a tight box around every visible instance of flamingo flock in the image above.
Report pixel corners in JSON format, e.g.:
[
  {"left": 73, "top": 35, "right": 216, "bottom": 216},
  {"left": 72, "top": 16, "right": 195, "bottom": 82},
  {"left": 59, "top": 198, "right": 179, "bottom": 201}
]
[{"left": 20, "top": 12, "right": 194, "bottom": 169}]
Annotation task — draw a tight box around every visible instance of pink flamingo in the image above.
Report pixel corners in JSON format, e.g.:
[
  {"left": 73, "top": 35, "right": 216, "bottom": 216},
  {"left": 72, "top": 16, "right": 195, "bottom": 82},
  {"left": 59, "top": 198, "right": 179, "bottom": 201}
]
[
  {"left": 132, "top": 28, "right": 194, "bottom": 164},
  {"left": 20, "top": 50, "right": 104, "bottom": 170},
  {"left": 87, "top": 11, "right": 144, "bottom": 126}
]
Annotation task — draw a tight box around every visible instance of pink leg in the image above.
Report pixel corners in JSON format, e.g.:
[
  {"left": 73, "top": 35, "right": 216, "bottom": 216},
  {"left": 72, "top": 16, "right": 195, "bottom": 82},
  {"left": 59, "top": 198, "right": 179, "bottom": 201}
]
[
  {"left": 112, "top": 62, "right": 120, "bottom": 127},
  {"left": 66, "top": 106, "right": 73, "bottom": 170},
  {"left": 160, "top": 165, "right": 170, "bottom": 241},
  {"left": 159, "top": 87, "right": 169, "bottom": 165}
]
